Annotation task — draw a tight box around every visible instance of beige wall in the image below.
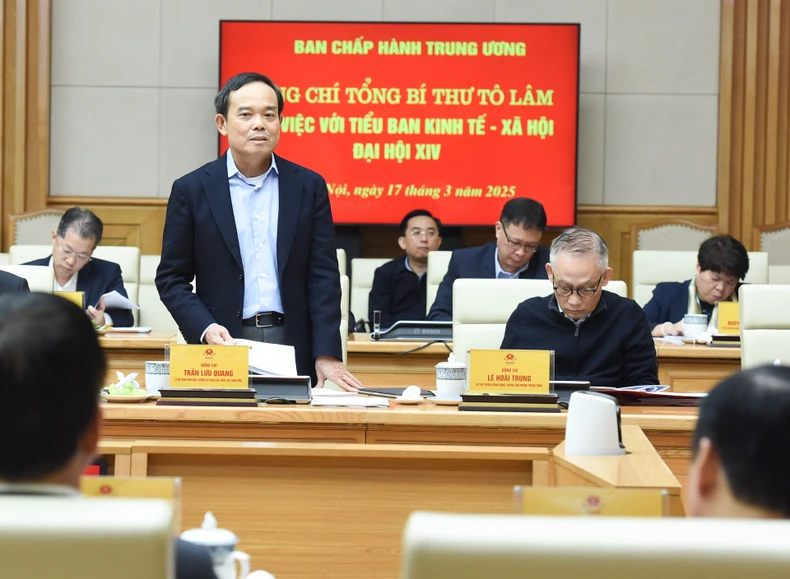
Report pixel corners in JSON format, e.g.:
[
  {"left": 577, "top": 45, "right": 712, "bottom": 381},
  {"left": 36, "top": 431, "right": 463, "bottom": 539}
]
[{"left": 49, "top": 0, "right": 720, "bottom": 206}]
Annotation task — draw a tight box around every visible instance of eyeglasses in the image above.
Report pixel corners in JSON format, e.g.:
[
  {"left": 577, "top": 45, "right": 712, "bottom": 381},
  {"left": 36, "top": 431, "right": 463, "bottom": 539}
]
[
  {"left": 55, "top": 239, "right": 92, "bottom": 263},
  {"left": 405, "top": 228, "right": 439, "bottom": 239},
  {"left": 553, "top": 275, "right": 603, "bottom": 299},
  {"left": 502, "top": 227, "right": 540, "bottom": 253}
]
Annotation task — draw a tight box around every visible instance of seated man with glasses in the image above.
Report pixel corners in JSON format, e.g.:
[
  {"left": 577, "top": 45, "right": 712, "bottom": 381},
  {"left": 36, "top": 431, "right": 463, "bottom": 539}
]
[
  {"left": 368, "top": 209, "right": 443, "bottom": 329},
  {"left": 427, "top": 198, "right": 549, "bottom": 321},
  {"left": 24, "top": 207, "right": 133, "bottom": 327},
  {"left": 501, "top": 227, "right": 658, "bottom": 387}
]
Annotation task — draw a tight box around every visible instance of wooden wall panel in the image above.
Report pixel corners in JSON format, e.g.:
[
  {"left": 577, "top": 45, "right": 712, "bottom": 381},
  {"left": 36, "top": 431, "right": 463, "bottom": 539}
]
[
  {"left": 36, "top": 198, "right": 717, "bottom": 283},
  {"left": 0, "top": 0, "right": 49, "bottom": 246},
  {"left": 719, "top": 0, "right": 790, "bottom": 245}
]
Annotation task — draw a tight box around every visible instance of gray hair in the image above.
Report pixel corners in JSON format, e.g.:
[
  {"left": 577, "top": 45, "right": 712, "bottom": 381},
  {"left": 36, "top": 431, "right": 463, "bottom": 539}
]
[{"left": 549, "top": 226, "right": 609, "bottom": 272}]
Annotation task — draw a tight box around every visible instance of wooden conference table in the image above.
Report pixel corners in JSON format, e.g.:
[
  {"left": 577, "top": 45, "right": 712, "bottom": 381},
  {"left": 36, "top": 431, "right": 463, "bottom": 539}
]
[
  {"left": 97, "top": 331, "right": 740, "bottom": 393},
  {"left": 99, "top": 402, "right": 691, "bottom": 579},
  {"left": 346, "top": 333, "right": 741, "bottom": 392}
]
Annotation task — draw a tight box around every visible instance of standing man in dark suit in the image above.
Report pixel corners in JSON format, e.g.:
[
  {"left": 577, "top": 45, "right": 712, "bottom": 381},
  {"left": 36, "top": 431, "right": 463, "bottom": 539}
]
[
  {"left": 643, "top": 235, "right": 749, "bottom": 337},
  {"left": 24, "top": 207, "right": 133, "bottom": 327},
  {"left": 427, "top": 198, "right": 550, "bottom": 321},
  {"left": 0, "top": 270, "right": 30, "bottom": 294},
  {"left": 0, "top": 292, "right": 216, "bottom": 579},
  {"left": 156, "top": 72, "right": 361, "bottom": 391},
  {"left": 368, "top": 209, "right": 442, "bottom": 328}
]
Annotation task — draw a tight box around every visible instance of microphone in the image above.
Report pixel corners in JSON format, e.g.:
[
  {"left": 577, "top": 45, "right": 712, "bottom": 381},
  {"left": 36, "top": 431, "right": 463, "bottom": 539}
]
[{"left": 372, "top": 310, "right": 381, "bottom": 340}]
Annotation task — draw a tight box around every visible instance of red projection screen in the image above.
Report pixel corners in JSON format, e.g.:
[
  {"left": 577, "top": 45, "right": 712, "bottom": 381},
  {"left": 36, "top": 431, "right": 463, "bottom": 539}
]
[{"left": 219, "top": 21, "right": 580, "bottom": 226}]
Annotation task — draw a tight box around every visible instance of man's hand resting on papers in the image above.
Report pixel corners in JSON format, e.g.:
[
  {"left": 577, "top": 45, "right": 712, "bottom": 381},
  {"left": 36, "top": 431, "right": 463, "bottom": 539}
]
[
  {"left": 86, "top": 297, "right": 106, "bottom": 327},
  {"left": 205, "top": 324, "right": 236, "bottom": 345},
  {"left": 315, "top": 356, "right": 363, "bottom": 392}
]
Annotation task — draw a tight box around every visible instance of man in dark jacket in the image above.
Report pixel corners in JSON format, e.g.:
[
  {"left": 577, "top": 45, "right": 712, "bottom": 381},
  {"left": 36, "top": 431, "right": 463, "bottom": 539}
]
[
  {"left": 24, "top": 207, "right": 133, "bottom": 327},
  {"left": 428, "top": 198, "right": 550, "bottom": 321},
  {"left": 643, "top": 235, "right": 749, "bottom": 337},
  {"left": 368, "top": 209, "right": 442, "bottom": 328},
  {"left": 501, "top": 227, "right": 658, "bottom": 387}
]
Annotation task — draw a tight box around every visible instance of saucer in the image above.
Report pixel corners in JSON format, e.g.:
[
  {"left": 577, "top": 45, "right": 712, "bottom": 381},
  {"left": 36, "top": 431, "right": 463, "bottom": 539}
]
[
  {"left": 432, "top": 398, "right": 462, "bottom": 406},
  {"left": 394, "top": 397, "right": 422, "bottom": 405},
  {"left": 101, "top": 393, "right": 152, "bottom": 403}
]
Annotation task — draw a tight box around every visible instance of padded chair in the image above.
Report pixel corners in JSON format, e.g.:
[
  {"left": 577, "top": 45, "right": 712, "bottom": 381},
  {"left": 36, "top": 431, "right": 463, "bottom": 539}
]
[
  {"left": 402, "top": 512, "right": 790, "bottom": 579},
  {"left": 0, "top": 264, "right": 54, "bottom": 293},
  {"left": 769, "top": 265, "right": 790, "bottom": 284},
  {"left": 0, "top": 253, "right": 8, "bottom": 265},
  {"left": 138, "top": 255, "right": 179, "bottom": 331},
  {"left": 426, "top": 250, "right": 452, "bottom": 314},
  {"left": 632, "top": 250, "right": 769, "bottom": 307},
  {"left": 758, "top": 221, "right": 790, "bottom": 266},
  {"left": 336, "top": 248, "right": 347, "bottom": 276},
  {"left": 740, "top": 284, "right": 790, "bottom": 368},
  {"left": 452, "top": 279, "right": 554, "bottom": 359},
  {"left": 6, "top": 209, "right": 64, "bottom": 246},
  {"left": 630, "top": 218, "right": 716, "bottom": 253},
  {"left": 92, "top": 246, "right": 141, "bottom": 309},
  {"left": 349, "top": 257, "right": 389, "bottom": 326},
  {"left": 8, "top": 244, "right": 51, "bottom": 265}
]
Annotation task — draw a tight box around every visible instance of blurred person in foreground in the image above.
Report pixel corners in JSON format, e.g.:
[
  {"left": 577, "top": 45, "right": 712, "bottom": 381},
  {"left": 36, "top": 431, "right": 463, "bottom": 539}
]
[
  {"left": 0, "top": 292, "right": 216, "bottom": 578},
  {"left": 688, "top": 365, "right": 790, "bottom": 519}
]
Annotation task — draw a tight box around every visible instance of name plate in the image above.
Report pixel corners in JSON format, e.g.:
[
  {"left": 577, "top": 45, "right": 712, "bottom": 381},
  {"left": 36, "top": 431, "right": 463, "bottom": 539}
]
[
  {"left": 717, "top": 301, "right": 739, "bottom": 335},
  {"left": 468, "top": 349, "right": 552, "bottom": 394},
  {"left": 55, "top": 291, "right": 85, "bottom": 309},
  {"left": 169, "top": 344, "right": 249, "bottom": 389}
]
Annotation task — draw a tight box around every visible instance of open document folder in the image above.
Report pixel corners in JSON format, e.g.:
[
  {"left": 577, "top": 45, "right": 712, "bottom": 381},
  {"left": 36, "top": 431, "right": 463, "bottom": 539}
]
[{"left": 235, "top": 338, "right": 298, "bottom": 376}]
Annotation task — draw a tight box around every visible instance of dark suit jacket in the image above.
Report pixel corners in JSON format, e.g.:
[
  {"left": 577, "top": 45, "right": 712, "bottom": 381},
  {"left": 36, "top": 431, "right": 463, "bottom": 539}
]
[
  {"left": 427, "top": 241, "right": 550, "bottom": 321},
  {"left": 641, "top": 280, "right": 692, "bottom": 328},
  {"left": 368, "top": 256, "right": 427, "bottom": 327},
  {"left": 155, "top": 153, "right": 342, "bottom": 383},
  {"left": 0, "top": 270, "right": 30, "bottom": 294},
  {"left": 24, "top": 256, "right": 133, "bottom": 327}
]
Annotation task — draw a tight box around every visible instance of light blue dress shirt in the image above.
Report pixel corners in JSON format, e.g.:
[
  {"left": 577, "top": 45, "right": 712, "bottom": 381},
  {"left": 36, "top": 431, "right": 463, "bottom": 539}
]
[
  {"left": 227, "top": 151, "right": 283, "bottom": 318},
  {"left": 494, "top": 248, "right": 528, "bottom": 279}
]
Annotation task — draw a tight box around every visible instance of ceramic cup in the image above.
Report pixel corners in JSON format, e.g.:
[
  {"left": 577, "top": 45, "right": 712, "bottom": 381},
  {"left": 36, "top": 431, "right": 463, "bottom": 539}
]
[
  {"left": 435, "top": 361, "right": 467, "bottom": 400},
  {"left": 144, "top": 360, "right": 170, "bottom": 395},
  {"left": 683, "top": 314, "right": 709, "bottom": 339}
]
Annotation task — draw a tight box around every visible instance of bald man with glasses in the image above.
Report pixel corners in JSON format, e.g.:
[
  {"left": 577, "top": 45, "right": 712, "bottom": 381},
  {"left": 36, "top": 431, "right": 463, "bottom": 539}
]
[
  {"left": 427, "top": 198, "right": 550, "bottom": 321},
  {"left": 501, "top": 227, "right": 658, "bottom": 387}
]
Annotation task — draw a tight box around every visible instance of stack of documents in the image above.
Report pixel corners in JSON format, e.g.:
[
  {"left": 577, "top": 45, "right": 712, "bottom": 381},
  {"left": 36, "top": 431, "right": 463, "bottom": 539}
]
[
  {"left": 310, "top": 389, "right": 390, "bottom": 408},
  {"left": 235, "top": 339, "right": 298, "bottom": 376}
]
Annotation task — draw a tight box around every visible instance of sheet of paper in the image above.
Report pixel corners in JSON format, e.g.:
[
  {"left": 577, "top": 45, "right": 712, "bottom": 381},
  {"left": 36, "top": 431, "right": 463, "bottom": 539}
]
[
  {"left": 235, "top": 338, "right": 298, "bottom": 376},
  {"left": 311, "top": 396, "right": 390, "bottom": 408},
  {"left": 98, "top": 290, "right": 139, "bottom": 310}
]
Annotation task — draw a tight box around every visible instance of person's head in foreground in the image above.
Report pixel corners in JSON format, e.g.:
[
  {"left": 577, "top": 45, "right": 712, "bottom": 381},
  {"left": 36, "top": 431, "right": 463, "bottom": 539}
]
[
  {"left": 51, "top": 207, "right": 103, "bottom": 283},
  {"left": 689, "top": 365, "right": 790, "bottom": 518},
  {"left": 546, "top": 227, "right": 613, "bottom": 321},
  {"left": 398, "top": 209, "right": 442, "bottom": 265},
  {"left": 494, "top": 198, "right": 547, "bottom": 273},
  {"left": 695, "top": 235, "right": 749, "bottom": 304},
  {"left": 0, "top": 292, "right": 106, "bottom": 486}
]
